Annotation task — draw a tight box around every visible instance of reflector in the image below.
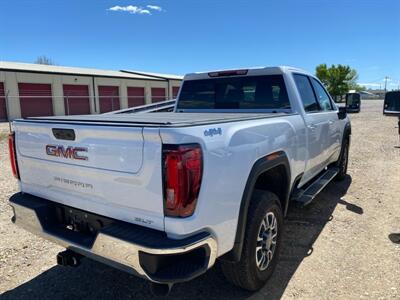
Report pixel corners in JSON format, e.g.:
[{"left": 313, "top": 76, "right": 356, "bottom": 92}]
[{"left": 8, "top": 132, "right": 19, "bottom": 179}]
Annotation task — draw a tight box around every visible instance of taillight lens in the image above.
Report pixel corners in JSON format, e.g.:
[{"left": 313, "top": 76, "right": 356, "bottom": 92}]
[
  {"left": 163, "top": 144, "right": 203, "bottom": 217},
  {"left": 8, "top": 132, "right": 20, "bottom": 179}
]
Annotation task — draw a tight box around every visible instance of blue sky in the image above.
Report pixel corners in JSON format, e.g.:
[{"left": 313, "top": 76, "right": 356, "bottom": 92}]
[{"left": 0, "top": 0, "right": 399, "bottom": 90}]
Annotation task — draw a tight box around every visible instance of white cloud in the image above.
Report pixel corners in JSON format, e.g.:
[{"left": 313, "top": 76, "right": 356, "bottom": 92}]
[
  {"left": 108, "top": 5, "right": 151, "bottom": 15},
  {"left": 147, "top": 5, "right": 163, "bottom": 11}
]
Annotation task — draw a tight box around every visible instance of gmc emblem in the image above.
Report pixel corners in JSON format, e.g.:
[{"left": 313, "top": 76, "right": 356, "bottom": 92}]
[{"left": 46, "top": 145, "right": 88, "bottom": 161}]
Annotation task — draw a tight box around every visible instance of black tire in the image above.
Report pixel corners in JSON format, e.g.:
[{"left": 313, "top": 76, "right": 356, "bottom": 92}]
[
  {"left": 221, "top": 190, "right": 283, "bottom": 291},
  {"left": 335, "top": 138, "right": 350, "bottom": 181}
]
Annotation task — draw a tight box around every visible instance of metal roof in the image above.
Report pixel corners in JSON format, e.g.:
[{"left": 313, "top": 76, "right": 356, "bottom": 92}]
[
  {"left": 121, "top": 70, "right": 183, "bottom": 80},
  {"left": 0, "top": 61, "right": 164, "bottom": 81}
]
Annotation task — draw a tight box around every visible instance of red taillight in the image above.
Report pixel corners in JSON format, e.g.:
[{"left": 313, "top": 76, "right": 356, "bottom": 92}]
[
  {"left": 8, "top": 132, "right": 20, "bottom": 179},
  {"left": 163, "top": 144, "right": 203, "bottom": 217}
]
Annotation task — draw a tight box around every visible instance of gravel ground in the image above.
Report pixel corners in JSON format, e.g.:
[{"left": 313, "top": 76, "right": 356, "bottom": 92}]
[
  {"left": 0, "top": 123, "right": 10, "bottom": 140},
  {"left": 0, "top": 101, "right": 399, "bottom": 299}
]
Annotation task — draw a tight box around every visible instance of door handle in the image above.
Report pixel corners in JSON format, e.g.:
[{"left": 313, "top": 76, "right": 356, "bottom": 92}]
[
  {"left": 328, "top": 120, "right": 334, "bottom": 125},
  {"left": 308, "top": 124, "right": 316, "bottom": 131}
]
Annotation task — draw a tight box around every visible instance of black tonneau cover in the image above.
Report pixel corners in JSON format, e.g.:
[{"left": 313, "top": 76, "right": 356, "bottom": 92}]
[{"left": 17, "top": 112, "right": 292, "bottom": 127}]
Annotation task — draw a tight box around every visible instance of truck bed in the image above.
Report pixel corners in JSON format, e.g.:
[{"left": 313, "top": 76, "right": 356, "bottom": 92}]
[
  {"left": 19, "top": 112, "right": 290, "bottom": 127},
  {"left": 11, "top": 111, "right": 292, "bottom": 232}
]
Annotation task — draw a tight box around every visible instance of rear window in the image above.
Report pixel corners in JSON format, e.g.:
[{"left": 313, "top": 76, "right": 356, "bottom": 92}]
[{"left": 177, "top": 75, "right": 290, "bottom": 110}]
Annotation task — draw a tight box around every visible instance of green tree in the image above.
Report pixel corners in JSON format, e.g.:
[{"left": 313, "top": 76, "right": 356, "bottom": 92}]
[
  {"left": 348, "top": 82, "right": 366, "bottom": 92},
  {"left": 34, "top": 56, "right": 55, "bottom": 65},
  {"left": 315, "top": 64, "right": 360, "bottom": 101}
]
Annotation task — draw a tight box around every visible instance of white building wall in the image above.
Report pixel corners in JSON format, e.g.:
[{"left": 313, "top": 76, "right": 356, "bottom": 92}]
[{"left": 2, "top": 71, "right": 21, "bottom": 120}]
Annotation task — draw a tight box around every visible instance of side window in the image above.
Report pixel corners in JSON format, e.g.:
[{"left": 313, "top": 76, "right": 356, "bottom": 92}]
[
  {"left": 310, "top": 78, "right": 333, "bottom": 111},
  {"left": 293, "top": 74, "right": 319, "bottom": 112}
]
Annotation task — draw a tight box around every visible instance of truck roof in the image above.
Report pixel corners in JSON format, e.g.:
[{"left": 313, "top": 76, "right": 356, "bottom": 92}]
[{"left": 184, "top": 66, "right": 311, "bottom": 81}]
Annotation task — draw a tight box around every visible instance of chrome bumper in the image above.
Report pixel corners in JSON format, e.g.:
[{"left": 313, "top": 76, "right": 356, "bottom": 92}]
[{"left": 9, "top": 193, "right": 217, "bottom": 284}]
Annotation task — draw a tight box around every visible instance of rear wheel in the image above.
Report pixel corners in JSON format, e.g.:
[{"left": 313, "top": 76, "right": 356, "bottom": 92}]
[
  {"left": 335, "top": 138, "right": 349, "bottom": 181},
  {"left": 221, "top": 190, "right": 283, "bottom": 291}
]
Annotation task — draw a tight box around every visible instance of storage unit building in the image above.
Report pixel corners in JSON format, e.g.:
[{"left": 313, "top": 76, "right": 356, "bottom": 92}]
[
  {"left": 0, "top": 83, "right": 7, "bottom": 121},
  {"left": 0, "top": 61, "right": 183, "bottom": 120},
  {"left": 121, "top": 70, "right": 183, "bottom": 101}
]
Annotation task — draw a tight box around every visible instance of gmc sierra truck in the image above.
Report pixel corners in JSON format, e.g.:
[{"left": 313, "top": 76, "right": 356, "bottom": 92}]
[{"left": 8, "top": 66, "right": 351, "bottom": 295}]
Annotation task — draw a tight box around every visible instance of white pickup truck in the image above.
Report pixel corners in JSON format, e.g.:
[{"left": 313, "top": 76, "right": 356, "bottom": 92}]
[{"left": 8, "top": 66, "right": 351, "bottom": 295}]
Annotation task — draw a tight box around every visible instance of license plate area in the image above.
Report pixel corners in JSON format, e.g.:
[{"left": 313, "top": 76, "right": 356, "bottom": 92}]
[
  {"left": 54, "top": 205, "right": 114, "bottom": 237},
  {"left": 42, "top": 203, "right": 116, "bottom": 248}
]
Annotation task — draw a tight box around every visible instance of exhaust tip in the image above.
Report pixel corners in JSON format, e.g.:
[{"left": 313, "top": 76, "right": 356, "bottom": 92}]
[{"left": 150, "top": 282, "right": 172, "bottom": 297}]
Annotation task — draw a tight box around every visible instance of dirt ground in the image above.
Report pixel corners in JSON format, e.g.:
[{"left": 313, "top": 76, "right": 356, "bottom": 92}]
[{"left": 0, "top": 100, "right": 399, "bottom": 299}]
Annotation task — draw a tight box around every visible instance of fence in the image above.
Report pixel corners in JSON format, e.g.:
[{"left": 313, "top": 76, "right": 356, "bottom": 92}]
[{"left": 2, "top": 94, "right": 173, "bottom": 120}]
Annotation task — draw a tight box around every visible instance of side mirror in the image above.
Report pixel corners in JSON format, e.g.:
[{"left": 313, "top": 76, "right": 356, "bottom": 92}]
[{"left": 338, "top": 106, "right": 347, "bottom": 120}]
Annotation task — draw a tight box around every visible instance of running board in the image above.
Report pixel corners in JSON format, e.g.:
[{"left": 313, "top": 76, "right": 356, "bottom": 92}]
[{"left": 294, "top": 167, "right": 339, "bottom": 206}]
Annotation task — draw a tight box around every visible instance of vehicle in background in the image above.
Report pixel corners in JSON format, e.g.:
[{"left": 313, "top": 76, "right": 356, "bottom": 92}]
[
  {"left": 8, "top": 66, "right": 351, "bottom": 295},
  {"left": 383, "top": 91, "right": 400, "bottom": 146},
  {"left": 383, "top": 91, "right": 400, "bottom": 116},
  {"left": 346, "top": 92, "right": 361, "bottom": 113}
]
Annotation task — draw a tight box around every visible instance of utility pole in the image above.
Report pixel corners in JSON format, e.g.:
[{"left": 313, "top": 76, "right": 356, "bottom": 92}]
[{"left": 384, "top": 76, "right": 389, "bottom": 92}]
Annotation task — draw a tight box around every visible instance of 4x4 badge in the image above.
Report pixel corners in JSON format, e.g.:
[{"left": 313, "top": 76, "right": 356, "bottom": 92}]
[{"left": 204, "top": 128, "right": 222, "bottom": 137}]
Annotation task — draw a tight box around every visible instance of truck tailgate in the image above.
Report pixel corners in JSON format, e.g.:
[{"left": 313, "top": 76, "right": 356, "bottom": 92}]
[{"left": 13, "top": 121, "right": 164, "bottom": 231}]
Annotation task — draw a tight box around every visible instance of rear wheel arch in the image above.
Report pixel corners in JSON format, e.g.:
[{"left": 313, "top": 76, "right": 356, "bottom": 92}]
[
  {"left": 343, "top": 122, "right": 351, "bottom": 141},
  {"left": 338, "top": 123, "right": 351, "bottom": 161},
  {"left": 221, "top": 151, "right": 291, "bottom": 262},
  {"left": 335, "top": 124, "right": 351, "bottom": 181}
]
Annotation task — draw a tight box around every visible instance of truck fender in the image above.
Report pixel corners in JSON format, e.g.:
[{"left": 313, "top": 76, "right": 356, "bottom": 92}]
[
  {"left": 344, "top": 122, "right": 351, "bottom": 140},
  {"left": 338, "top": 122, "right": 351, "bottom": 162},
  {"left": 221, "top": 151, "right": 291, "bottom": 262}
]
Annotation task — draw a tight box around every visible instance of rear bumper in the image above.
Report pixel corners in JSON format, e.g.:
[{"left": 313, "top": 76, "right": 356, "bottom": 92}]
[{"left": 9, "top": 192, "right": 217, "bottom": 284}]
